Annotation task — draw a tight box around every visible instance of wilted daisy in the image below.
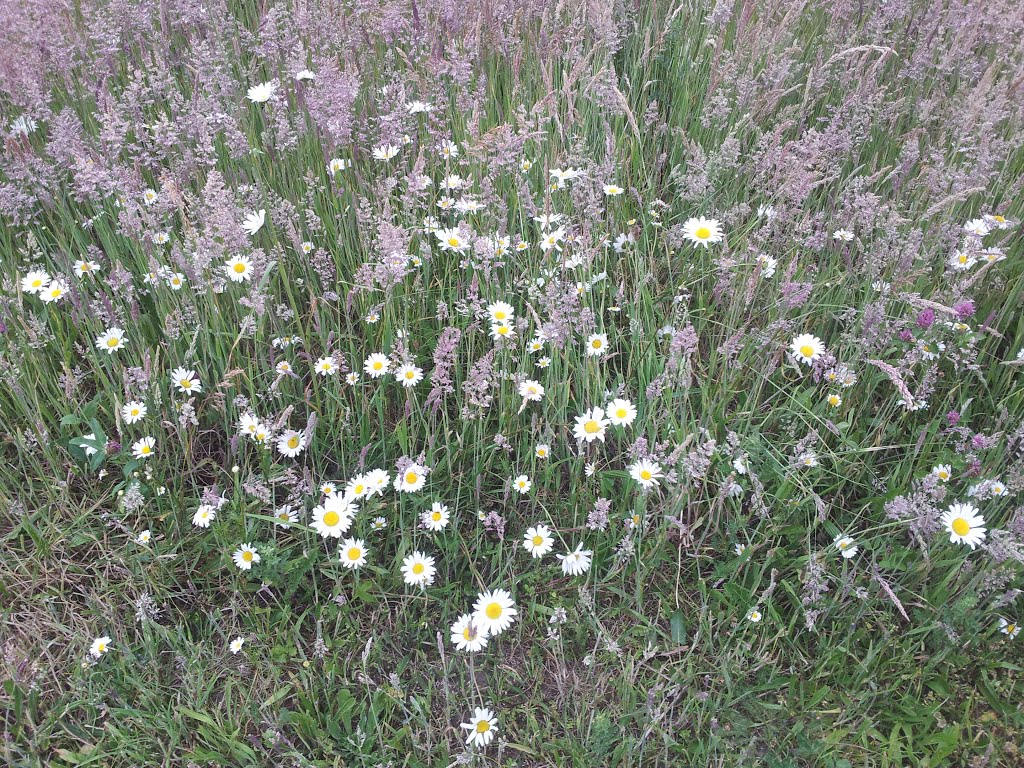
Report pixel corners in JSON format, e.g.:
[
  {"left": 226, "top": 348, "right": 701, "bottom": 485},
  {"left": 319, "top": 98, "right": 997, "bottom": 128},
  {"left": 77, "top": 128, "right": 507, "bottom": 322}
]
[
  {"left": 790, "top": 333, "right": 825, "bottom": 365},
  {"left": 755, "top": 253, "right": 777, "bottom": 277},
  {"left": 276, "top": 429, "right": 306, "bottom": 458},
  {"left": 311, "top": 495, "right": 355, "bottom": 538},
  {"left": 89, "top": 636, "right": 112, "bottom": 659},
  {"left": 121, "top": 401, "right": 146, "bottom": 424},
  {"left": 372, "top": 144, "right": 400, "bottom": 161},
  {"left": 585, "top": 333, "right": 609, "bottom": 357},
  {"left": 607, "top": 398, "right": 637, "bottom": 427},
  {"left": 229, "top": 637, "right": 245, "bottom": 654},
  {"left": 999, "top": 618, "right": 1020, "bottom": 639},
  {"left": 682, "top": 216, "right": 723, "bottom": 247},
  {"left": 241, "top": 209, "right": 266, "bottom": 235},
  {"left": 170, "top": 367, "right": 202, "bottom": 394},
  {"left": 963, "top": 218, "right": 990, "bottom": 237},
  {"left": 421, "top": 502, "right": 450, "bottom": 532},
  {"left": 629, "top": 459, "right": 663, "bottom": 489},
  {"left": 225, "top": 255, "right": 253, "bottom": 282},
  {"left": 95, "top": 327, "right": 126, "bottom": 354},
  {"left": 833, "top": 534, "right": 858, "bottom": 559},
  {"left": 395, "top": 363, "right": 424, "bottom": 388},
  {"left": 193, "top": 504, "right": 217, "bottom": 528},
  {"left": 745, "top": 607, "right": 763, "bottom": 623},
  {"left": 512, "top": 474, "right": 532, "bottom": 494},
  {"left": 523, "top": 524, "right": 554, "bottom": 558},
  {"left": 339, "top": 538, "right": 368, "bottom": 569},
  {"left": 932, "top": 464, "right": 952, "bottom": 482},
  {"left": 327, "top": 157, "right": 350, "bottom": 175},
  {"left": 132, "top": 436, "right": 156, "bottom": 459},
  {"left": 395, "top": 463, "right": 428, "bottom": 493},
  {"left": 941, "top": 503, "right": 986, "bottom": 549},
  {"left": 450, "top": 614, "right": 489, "bottom": 652},
  {"left": 232, "top": 543, "right": 260, "bottom": 571},
  {"left": 363, "top": 353, "right": 391, "bottom": 378},
  {"left": 473, "top": 589, "right": 517, "bottom": 635},
  {"left": 573, "top": 407, "right": 610, "bottom": 443},
  {"left": 557, "top": 543, "right": 593, "bottom": 576},
  {"left": 401, "top": 551, "right": 436, "bottom": 587},
  {"left": 246, "top": 82, "right": 277, "bottom": 103}
]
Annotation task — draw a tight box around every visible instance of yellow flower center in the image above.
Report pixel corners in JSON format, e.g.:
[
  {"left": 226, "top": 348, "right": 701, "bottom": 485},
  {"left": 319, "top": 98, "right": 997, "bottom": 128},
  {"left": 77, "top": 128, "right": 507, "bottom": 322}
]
[
  {"left": 233, "top": 263, "right": 246, "bottom": 273},
  {"left": 494, "top": 311, "right": 506, "bottom": 320},
  {"left": 447, "top": 237, "right": 460, "bottom": 247},
  {"left": 592, "top": 339, "right": 602, "bottom": 348},
  {"left": 323, "top": 511, "right": 340, "bottom": 527},
  {"left": 412, "top": 562, "right": 424, "bottom": 575},
  {"left": 373, "top": 361, "right": 383, "bottom": 370},
  {"left": 432, "top": 512, "right": 442, "bottom": 521},
  {"left": 952, "top": 518, "right": 970, "bottom": 536},
  {"left": 799, "top": 345, "right": 814, "bottom": 358},
  {"left": 695, "top": 226, "right": 711, "bottom": 240},
  {"left": 486, "top": 603, "right": 502, "bottom": 619},
  {"left": 354, "top": 484, "right": 365, "bottom": 495},
  {"left": 405, "top": 471, "right": 418, "bottom": 485},
  {"left": 141, "top": 446, "right": 151, "bottom": 454},
  {"left": 616, "top": 408, "right": 627, "bottom": 418},
  {"left": 462, "top": 627, "right": 475, "bottom": 640},
  {"left": 347, "top": 547, "right": 361, "bottom": 561},
  {"left": 107, "top": 338, "right": 119, "bottom": 347},
  {"left": 287, "top": 436, "right": 300, "bottom": 449},
  {"left": 640, "top": 470, "right": 652, "bottom": 480},
  {"left": 242, "top": 551, "right": 253, "bottom": 562},
  {"left": 405, "top": 371, "right": 415, "bottom": 379},
  {"left": 938, "top": 471, "right": 948, "bottom": 479},
  {"left": 476, "top": 720, "right": 490, "bottom": 733},
  {"left": 532, "top": 535, "right": 543, "bottom": 546},
  {"left": 97, "top": 643, "right": 106, "bottom": 652},
  {"left": 180, "top": 379, "right": 192, "bottom": 388},
  {"left": 584, "top": 420, "right": 600, "bottom": 434}
]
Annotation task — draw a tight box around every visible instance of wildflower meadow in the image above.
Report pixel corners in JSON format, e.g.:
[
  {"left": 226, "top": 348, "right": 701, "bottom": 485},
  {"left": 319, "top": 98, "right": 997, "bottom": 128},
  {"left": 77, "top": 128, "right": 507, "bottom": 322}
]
[{"left": 2, "top": 0, "right": 1024, "bottom": 765}]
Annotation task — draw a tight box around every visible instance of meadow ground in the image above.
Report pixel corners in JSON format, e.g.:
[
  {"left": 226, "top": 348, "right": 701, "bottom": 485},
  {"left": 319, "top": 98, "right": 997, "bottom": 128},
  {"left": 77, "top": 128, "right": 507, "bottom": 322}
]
[{"left": 1, "top": 0, "right": 1024, "bottom": 766}]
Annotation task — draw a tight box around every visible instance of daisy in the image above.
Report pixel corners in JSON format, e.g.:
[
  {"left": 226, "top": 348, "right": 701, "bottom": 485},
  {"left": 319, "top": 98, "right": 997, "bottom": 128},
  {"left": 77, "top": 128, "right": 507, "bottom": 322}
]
[
  {"left": 436, "top": 227, "right": 469, "bottom": 253},
  {"left": 396, "top": 363, "right": 424, "bottom": 388},
  {"left": 192, "top": 504, "right": 216, "bottom": 528},
  {"left": 315, "top": 357, "right": 338, "bottom": 376},
  {"left": 518, "top": 379, "right": 545, "bottom": 402},
  {"left": 95, "top": 327, "right": 126, "bottom": 354},
  {"left": 833, "top": 534, "right": 858, "bottom": 559},
  {"left": 941, "top": 503, "right": 986, "bottom": 550},
  {"left": 233, "top": 543, "right": 260, "bottom": 571},
  {"left": 461, "top": 707, "right": 498, "bottom": 748},
  {"left": 406, "top": 100, "right": 432, "bottom": 114},
  {"left": 539, "top": 227, "right": 566, "bottom": 252},
  {"left": 603, "top": 183, "right": 624, "bottom": 196},
  {"left": 535, "top": 443, "right": 550, "bottom": 459},
  {"left": 682, "top": 216, "right": 723, "bottom": 247},
  {"left": 932, "top": 464, "right": 952, "bottom": 483},
  {"left": 372, "top": 144, "right": 400, "bottom": 161},
  {"left": 121, "top": 401, "right": 147, "bottom": 424},
  {"left": 585, "top": 333, "right": 609, "bottom": 357},
  {"left": 74, "top": 260, "right": 100, "bottom": 277},
  {"left": 310, "top": 495, "right": 355, "bottom": 538},
  {"left": 963, "top": 218, "right": 990, "bottom": 237},
  {"left": 798, "top": 451, "right": 819, "bottom": 468},
  {"left": 745, "top": 607, "right": 763, "bottom": 623},
  {"left": 363, "top": 353, "right": 391, "bottom": 378},
  {"left": 166, "top": 272, "right": 186, "bottom": 290},
  {"left": 225, "top": 255, "right": 253, "bottom": 282},
  {"left": 523, "top": 524, "right": 554, "bottom": 558},
  {"left": 755, "top": 253, "right": 777, "bottom": 277},
  {"left": 136, "top": 530, "right": 151, "bottom": 545},
  {"left": 629, "top": 459, "right": 663, "bottom": 489},
  {"left": 395, "top": 463, "right": 428, "bottom": 493},
  {"left": 295, "top": 69, "right": 316, "bottom": 81},
  {"left": 327, "top": 157, "right": 350, "bottom": 175},
  {"left": 421, "top": 502, "right": 450, "bottom": 532},
  {"left": 790, "top": 333, "right": 825, "bottom": 365},
  {"left": 40, "top": 280, "right": 69, "bottom": 303},
  {"left": 170, "top": 367, "right": 202, "bottom": 394},
  {"left": 606, "top": 398, "right": 636, "bottom": 427},
  {"left": 229, "top": 637, "right": 245, "bottom": 654},
  {"left": 999, "top": 618, "right": 1020, "bottom": 639},
  {"left": 826, "top": 393, "right": 842, "bottom": 408},
  {"left": 241, "top": 209, "right": 266, "bottom": 236},
  {"left": 142, "top": 188, "right": 158, "bottom": 205},
  {"left": 490, "top": 322, "right": 515, "bottom": 341},
  {"left": 573, "top": 407, "right": 610, "bottom": 443},
  {"left": 132, "top": 436, "right": 156, "bottom": 459},
  {"left": 275, "top": 361, "right": 293, "bottom": 376},
  {"left": 273, "top": 506, "right": 299, "bottom": 528},
  {"left": 401, "top": 551, "right": 436, "bottom": 587},
  {"left": 557, "top": 543, "right": 593, "bottom": 576},
  {"left": 366, "top": 468, "right": 390, "bottom": 496},
  {"left": 370, "top": 516, "right": 388, "bottom": 531},
  {"left": 473, "top": 589, "right": 517, "bottom": 636},
  {"left": 833, "top": 228, "right": 854, "bottom": 242},
  {"left": 990, "top": 480, "right": 1009, "bottom": 497},
  {"left": 949, "top": 251, "right": 976, "bottom": 271},
  {"left": 486, "top": 301, "right": 515, "bottom": 323},
  {"left": 438, "top": 140, "right": 459, "bottom": 159},
  {"left": 344, "top": 474, "right": 372, "bottom": 500},
  {"left": 450, "top": 614, "right": 489, "bottom": 653},
  {"left": 20, "top": 270, "right": 50, "bottom": 294},
  {"left": 153, "top": 231, "right": 170, "bottom": 245},
  {"left": 512, "top": 474, "right": 532, "bottom": 494},
  {"left": 276, "top": 429, "right": 306, "bottom": 458},
  {"left": 246, "top": 82, "right": 277, "bottom": 103},
  {"left": 89, "top": 636, "right": 112, "bottom": 659},
  {"left": 345, "top": 372, "right": 360, "bottom": 385},
  {"left": 339, "top": 538, "right": 368, "bottom": 569}
]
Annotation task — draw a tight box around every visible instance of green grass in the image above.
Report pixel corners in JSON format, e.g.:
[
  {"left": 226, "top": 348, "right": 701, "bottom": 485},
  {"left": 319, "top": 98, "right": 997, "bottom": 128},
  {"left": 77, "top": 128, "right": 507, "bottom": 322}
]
[{"left": 1, "top": 0, "right": 1024, "bottom": 766}]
